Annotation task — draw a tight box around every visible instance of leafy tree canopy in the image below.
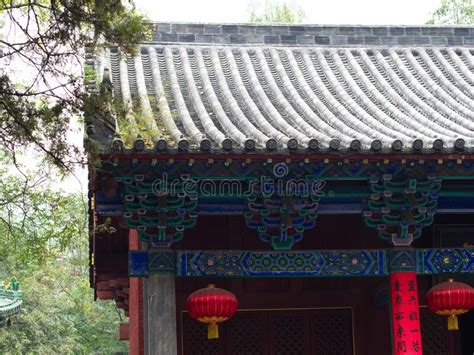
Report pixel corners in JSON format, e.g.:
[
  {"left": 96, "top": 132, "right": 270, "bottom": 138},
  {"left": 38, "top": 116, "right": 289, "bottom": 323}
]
[
  {"left": 0, "top": 243, "right": 128, "bottom": 354},
  {"left": 248, "top": 0, "right": 306, "bottom": 23},
  {"left": 427, "top": 0, "right": 473, "bottom": 24},
  {"left": 0, "top": 151, "right": 87, "bottom": 269},
  {"left": 0, "top": 0, "right": 150, "bottom": 172},
  {"left": 0, "top": 156, "right": 126, "bottom": 353}
]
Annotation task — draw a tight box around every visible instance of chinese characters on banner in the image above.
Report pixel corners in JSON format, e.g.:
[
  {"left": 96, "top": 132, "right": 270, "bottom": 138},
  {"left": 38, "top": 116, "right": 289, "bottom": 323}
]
[{"left": 390, "top": 272, "right": 423, "bottom": 355}]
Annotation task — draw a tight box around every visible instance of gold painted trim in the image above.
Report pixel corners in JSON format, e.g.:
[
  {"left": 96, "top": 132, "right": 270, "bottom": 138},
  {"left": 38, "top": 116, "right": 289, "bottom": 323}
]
[{"left": 180, "top": 306, "right": 356, "bottom": 355}]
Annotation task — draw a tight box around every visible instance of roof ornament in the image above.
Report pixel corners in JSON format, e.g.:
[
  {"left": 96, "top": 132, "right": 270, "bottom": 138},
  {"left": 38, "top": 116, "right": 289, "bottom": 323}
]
[
  {"left": 155, "top": 138, "right": 168, "bottom": 151},
  {"left": 266, "top": 138, "right": 278, "bottom": 150},
  {"left": 308, "top": 138, "right": 319, "bottom": 150},
  {"left": 244, "top": 138, "right": 256, "bottom": 151},
  {"left": 200, "top": 138, "right": 212, "bottom": 151},
  {"left": 350, "top": 139, "right": 361, "bottom": 151},
  {"left": 133, "top": 136, "right": 145, "bottom": 151},
  {"left": 371, "top": 140, "right": 382, "bottom": 152},
  {"left": 178, "top": 139, "right": 189, "bottom": 151},
  {"left": 287, "top": 138, "right": 298, "bottom": 150},
  {"left": 329, "top": 139, "right": 340, "bottom": 150},
  {"left": 391, "top": 140, "right": 403, "bottom": 151},
  {"left": 412, "top": 139, "right": 424, "bottom": 151},
  {"left": 433, "top": 138, "right": 444, "bottom": 151},
  {"left": 454, "top": 138, "right": 465, "bottom": 150}
]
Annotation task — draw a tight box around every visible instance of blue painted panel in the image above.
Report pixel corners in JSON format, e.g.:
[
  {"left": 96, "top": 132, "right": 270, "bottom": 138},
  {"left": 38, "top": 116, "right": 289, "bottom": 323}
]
[
  {"left": 129, "top": 252, "right": 148, "bottom": 276},
  {"left": 129, "top": 248, "right": 474, "bottom": 278}
]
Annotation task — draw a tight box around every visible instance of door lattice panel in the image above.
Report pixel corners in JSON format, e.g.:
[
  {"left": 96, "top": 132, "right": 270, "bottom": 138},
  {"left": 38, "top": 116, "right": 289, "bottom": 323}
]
[
  {"left": 182, "top": 314, "right": 223, "bottom": 355},
  {"left": 311, "top": 309, "right": 353, "bottom": 355},
  {"left": 182, "top": 308, "right": 353, "bottom": 355},
  {"left": 228, "top": 312, "right": 265, "bottom": 355},
  {"left": 420, "top": 311, "right": 449, "bottom": 355},
  {"left": 271, "top": 312, "right": 306, "bottom": 355}
]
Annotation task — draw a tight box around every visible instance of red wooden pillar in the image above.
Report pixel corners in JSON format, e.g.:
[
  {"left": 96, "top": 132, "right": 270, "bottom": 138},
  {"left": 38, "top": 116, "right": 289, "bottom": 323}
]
[
  {"left": 129, "top": 229, "right": 144, "bottom": 355},
  {"left": 389, "top": 272, "right": 423, "bottom": 355}
]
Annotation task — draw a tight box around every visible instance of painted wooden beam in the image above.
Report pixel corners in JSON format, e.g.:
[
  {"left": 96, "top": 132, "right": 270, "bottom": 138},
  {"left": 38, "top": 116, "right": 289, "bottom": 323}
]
[
  {"left": 129, "top": 247, "right": 474, "bottom": 278},
  {"left": 97, "top": 197, "right": 474, "bottom": 217}
]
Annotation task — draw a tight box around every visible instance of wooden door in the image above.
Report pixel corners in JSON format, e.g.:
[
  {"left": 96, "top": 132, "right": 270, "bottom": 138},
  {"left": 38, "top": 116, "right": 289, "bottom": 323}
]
[{"left": 181, "top": 308, "right": 354, "bottom": 355}]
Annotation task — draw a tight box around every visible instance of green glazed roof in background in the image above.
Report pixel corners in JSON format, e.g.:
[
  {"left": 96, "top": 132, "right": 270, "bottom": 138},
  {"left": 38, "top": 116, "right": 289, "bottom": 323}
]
[{"left": 0, "top": 285, "right": 22, "bottom": 318}]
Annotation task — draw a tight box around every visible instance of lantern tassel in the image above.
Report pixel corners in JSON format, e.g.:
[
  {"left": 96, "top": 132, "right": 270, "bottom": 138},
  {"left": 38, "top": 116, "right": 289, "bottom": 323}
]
[
  {"left": 208, "top": 323, "right": 218, "bottom": 339},
  {"left": 448, "top": 315, "right": 459, "bottom": 331}
]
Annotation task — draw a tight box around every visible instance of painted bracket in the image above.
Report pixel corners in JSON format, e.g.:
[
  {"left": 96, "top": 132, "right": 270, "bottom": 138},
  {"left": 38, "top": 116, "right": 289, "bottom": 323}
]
[
  {"left": 364, "top": 175, "right": 441, "bottom": 246},
  {"left": 122, "top": 175, "right": 198, "bottom": 247}
]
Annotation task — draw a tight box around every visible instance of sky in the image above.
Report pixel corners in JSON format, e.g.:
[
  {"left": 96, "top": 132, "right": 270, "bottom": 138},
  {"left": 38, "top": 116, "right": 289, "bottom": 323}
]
[{"left": 135, "top": 0, "right": 442, "bottom": 25}]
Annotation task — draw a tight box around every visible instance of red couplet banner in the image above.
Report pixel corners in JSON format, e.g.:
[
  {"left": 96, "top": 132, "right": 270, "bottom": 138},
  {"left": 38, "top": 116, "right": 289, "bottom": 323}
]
[{"left": 390, "top": 272, "right": 423, "bottom": 355}]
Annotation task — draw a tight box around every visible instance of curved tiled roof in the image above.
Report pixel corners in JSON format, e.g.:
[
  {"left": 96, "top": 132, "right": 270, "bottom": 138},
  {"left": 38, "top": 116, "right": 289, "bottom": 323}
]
[
  {"left": 0, "top": 288, "right": 22, "bottom": 319},
  {"left": 90, "top": 26, "right": 474, "bottom": 154}
]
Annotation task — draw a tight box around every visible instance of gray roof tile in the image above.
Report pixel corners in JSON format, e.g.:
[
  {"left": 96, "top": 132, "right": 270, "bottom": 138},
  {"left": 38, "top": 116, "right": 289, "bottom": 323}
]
[{"left": 93, "top": 44, "right": 474, "bottom": 154}]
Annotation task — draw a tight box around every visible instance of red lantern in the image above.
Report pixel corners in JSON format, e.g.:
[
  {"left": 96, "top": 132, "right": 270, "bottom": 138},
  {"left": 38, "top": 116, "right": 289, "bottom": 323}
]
[
  {"left": 426, "top": 279, "right": 474, "bottom": 330},
  {"left": 187, "top": 284, "right": 238, "bottom": 339}
]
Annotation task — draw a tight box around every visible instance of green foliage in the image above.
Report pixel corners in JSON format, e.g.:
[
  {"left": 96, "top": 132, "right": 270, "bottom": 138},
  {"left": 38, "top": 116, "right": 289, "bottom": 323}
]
[
  {"left": 0, "top": 159, "right": 126, "bottom": 353},
  {"left": 248, "top": 0, "right": 306, "bottom": 23},
  {"left": 0, "top": 1, "right": 140, "bottom": 350},
  {"left": 427, "top": 0, "right": 474, "bottom": 24},
  {"left": 0, "top": 75, "right": 74, "bottom": 169},
  {"left": 84, "top": 65, "right": 97, "bottom": 85},
  {"left": 0, "top": 260, "right": 127, "bottom": 354},
  {"left": 0, "top": 164, "right": 86, "bottom": 269},
  {"left": 109, "top": 93, "right": 164, "bottom": 148},
  {"left": 0, "top": 1, "right": 151, "bottom": 172}
]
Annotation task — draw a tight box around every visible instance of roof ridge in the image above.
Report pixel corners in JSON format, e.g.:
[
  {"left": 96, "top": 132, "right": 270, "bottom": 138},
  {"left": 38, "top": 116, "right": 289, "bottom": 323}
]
[
  {"left": 149, "top": 21, "right": 474, "bottom": 29},
  {"left": 147, "top": 23, "right": 474, "bottom": 47}
]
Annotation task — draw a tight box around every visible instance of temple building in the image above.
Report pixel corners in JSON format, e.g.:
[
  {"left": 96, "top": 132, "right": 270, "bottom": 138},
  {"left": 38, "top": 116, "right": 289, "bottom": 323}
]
[{"left": 85, "top": 22, "right": 474, "bottom": 354}]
